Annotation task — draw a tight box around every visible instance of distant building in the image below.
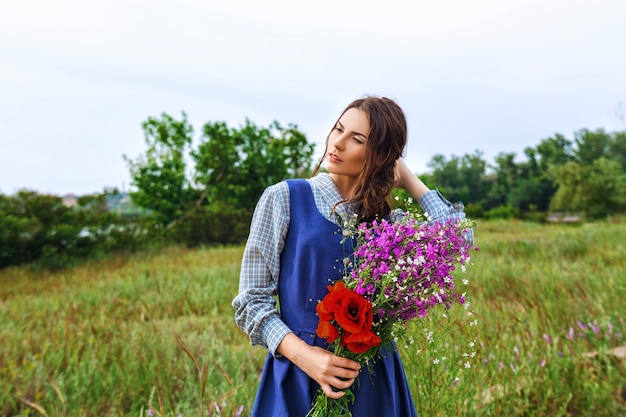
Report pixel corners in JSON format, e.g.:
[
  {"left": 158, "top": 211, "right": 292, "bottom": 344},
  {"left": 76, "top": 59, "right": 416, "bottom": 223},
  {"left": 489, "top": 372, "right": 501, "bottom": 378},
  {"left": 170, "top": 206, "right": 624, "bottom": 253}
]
[{"left": 62, "top": 194, "right": 78, "bottom": 207}]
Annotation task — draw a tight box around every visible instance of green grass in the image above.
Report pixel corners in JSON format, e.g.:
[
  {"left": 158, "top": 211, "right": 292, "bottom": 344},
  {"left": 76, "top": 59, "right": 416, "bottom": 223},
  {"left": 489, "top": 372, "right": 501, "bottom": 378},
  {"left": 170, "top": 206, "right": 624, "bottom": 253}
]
[{"left": 1, "top": 219, "right": 625, "bottom": 416}]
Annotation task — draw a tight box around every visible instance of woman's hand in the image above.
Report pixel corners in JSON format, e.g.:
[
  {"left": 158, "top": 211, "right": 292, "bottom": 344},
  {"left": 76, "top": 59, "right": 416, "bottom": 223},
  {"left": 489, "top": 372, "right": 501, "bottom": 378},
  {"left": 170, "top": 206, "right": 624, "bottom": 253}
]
[
  {"left": 276, "top": 333, "right": 361, "bottom": 399},
  {"left": 394, "top": 158, "right": 430, "bottom": 199},
  {"left": 394, "top": 158, "right": 412, "bottom": 190}
]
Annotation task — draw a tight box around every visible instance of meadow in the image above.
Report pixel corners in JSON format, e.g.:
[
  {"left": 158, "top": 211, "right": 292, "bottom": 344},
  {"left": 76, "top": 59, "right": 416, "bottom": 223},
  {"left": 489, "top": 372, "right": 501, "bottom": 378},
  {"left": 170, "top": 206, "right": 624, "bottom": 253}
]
[{"left": 1, "top": 218, "right": 625, "bottom": 416}]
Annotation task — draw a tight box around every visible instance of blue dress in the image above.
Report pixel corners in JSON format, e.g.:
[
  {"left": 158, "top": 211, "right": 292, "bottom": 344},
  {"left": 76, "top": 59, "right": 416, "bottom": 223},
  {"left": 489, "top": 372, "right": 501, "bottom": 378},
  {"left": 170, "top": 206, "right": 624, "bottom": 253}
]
[{"left": 251, "top": 179, "right": 418, "bottom": 417}]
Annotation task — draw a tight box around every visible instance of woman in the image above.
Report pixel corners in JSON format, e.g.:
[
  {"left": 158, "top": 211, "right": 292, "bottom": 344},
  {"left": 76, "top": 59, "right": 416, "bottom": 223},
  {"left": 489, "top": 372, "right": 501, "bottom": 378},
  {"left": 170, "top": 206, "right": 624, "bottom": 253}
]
[{"left": 232, "top": 96, "right": 472, "bottom": 416}]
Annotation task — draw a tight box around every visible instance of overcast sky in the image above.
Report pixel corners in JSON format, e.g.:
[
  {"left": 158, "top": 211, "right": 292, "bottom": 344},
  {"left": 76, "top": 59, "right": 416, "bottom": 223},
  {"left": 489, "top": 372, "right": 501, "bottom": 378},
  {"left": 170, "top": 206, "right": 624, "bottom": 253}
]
[{"left": 1, "top": 0, "right": 625, "bottom": 196}]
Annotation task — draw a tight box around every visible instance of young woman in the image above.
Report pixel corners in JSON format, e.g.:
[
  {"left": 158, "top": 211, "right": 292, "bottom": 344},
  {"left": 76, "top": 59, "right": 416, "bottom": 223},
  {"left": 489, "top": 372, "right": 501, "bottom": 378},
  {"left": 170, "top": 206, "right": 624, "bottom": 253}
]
[{"left": 232, "top": 96, "right": 472, "bottom": 416}]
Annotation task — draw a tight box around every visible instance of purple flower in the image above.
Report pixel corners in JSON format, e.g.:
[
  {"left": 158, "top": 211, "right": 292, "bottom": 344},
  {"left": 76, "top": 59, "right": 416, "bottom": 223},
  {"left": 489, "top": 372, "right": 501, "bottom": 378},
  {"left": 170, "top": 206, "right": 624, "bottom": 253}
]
[{"left": 542, "top": 333, "right": 552, "bottom": 345}]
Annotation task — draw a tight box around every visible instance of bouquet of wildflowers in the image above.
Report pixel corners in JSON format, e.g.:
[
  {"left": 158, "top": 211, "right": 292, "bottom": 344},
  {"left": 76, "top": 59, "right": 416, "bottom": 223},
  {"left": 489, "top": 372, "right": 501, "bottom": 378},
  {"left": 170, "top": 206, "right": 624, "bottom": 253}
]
[{"left": 307, "top": 209, "right": 474, "bottom": 417}]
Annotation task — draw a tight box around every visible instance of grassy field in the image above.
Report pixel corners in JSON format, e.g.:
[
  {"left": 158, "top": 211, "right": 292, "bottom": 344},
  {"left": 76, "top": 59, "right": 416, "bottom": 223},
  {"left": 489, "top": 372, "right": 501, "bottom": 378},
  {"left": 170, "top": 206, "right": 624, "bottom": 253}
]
[{"left": 1, "top": 218, "right": 625, "bottom": 416}]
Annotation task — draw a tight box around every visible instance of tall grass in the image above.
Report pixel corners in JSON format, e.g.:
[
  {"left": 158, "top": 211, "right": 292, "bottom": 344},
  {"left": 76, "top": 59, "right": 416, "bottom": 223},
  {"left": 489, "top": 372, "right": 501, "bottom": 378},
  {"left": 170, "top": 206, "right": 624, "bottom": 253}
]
[{"left": 1, "top": 219, "right": 624, "bottom": 416}]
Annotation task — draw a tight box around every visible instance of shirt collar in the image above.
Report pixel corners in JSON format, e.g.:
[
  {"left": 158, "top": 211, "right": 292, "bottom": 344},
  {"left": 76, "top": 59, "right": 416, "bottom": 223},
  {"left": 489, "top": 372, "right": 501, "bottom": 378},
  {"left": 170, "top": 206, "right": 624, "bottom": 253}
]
[{"left": 310, "top": 173, "right": 359, "bottom": 222}]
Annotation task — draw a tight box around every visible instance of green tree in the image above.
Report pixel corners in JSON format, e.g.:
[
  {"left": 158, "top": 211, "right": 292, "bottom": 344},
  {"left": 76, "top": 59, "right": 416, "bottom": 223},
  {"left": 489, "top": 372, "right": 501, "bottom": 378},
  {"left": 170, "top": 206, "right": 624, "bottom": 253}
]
[
  {"left": 126, "top": 113, "right": 315, "bottom": 246},
  {"left": 574, "top": 128, "right": 612, "bottom": 164},
  {"left": 0, "top": 189, "right": 151, "bottom": 270},
  {"left": 484, "top": 152, "right": 519, "bottom": 210},
  {"left": 535, "top": 133, "right": 574, "bottom": 170},
  {"left": 0, "top": 191, "right": 75, "bottom": 267},
  {"left": 507, "top": 147, "right": 556, "bottom": 212},
  {"left": 547, "top": 129, "right": 626, "bottom": 219},
  {"left": 609, "top": 131, "right": 626, "bottom": 171},
  {"left": 549, "top": 158, "right": 626, "bottom": 219},
  {"left": 192, "top": 119, "right": 314, "bottom": 213},
  {"left": 124, "top": 112, "right": 194, "bottom": 226},
  {"left": 424, "top": 150, "right": 488, "bottom": 204}
]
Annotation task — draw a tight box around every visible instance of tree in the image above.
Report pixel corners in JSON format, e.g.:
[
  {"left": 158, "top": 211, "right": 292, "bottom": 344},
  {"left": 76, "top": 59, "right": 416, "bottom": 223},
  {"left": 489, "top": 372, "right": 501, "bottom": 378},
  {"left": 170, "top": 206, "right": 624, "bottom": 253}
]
[
  {"left": 424, "top": 150, "right": 488, "bottom": 204},
  {"left": 507, "top": 147, "right": 556, "bottom": 212},
  {"left": 484, "top": 152, "right": 519, "bottom": 209},
  {"left": 608, "top": 131, "right": 626, "bottom": 171},
  {"left": 574, "top": 128, "right": 612, "bottom": 165},
  {"left": 192, "top": 119, "right": 315, "bottom": 213},
  {"left": 124, "top": 112, "right": 194, "bottom": 226},
  {"left": 549, "top": 158, "right": 626, "bottom": 219},
  {"left": 126, "top": 113, "right": 316, "bottom": 246},
  {"left": 535, "top": 133, "right": 574, "bottom": 170}
]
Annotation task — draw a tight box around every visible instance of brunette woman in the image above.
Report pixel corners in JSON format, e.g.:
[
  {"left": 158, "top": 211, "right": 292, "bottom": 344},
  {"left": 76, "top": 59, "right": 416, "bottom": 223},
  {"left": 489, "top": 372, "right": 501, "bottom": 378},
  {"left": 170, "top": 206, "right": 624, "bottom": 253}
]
[{"left": 232, "top": 96, "right": 472, "bottom": 416}]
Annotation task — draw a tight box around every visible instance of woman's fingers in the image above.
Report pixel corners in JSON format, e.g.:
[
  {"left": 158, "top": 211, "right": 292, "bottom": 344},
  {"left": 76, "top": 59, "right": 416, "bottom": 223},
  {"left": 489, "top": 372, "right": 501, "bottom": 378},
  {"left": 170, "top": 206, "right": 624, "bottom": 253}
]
[
  {"left": 280, "top": 340, "right": 362, "bottom": 397},
  {"left": 332, "top": 355, "right": 361, "bottom": 372},
  {"left": 320, "top": 383, "right": 346, "bottom": 399},
  {"left": 320, "top": 375, "right": 357, "bottom": 398}
]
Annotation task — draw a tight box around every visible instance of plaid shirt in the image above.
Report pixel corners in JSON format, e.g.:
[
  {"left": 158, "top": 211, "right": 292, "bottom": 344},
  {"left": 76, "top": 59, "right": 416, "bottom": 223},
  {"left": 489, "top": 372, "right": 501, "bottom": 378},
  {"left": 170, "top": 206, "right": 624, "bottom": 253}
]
[{"left": 232, "top": 173, "right": 473, "bottom": 356}]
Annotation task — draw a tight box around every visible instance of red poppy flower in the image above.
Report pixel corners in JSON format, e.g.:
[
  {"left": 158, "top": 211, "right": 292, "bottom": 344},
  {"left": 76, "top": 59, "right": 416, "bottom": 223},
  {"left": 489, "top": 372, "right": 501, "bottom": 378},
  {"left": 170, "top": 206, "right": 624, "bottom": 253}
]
[
  {"left": 342, "top": 330, "right": 382, "bottom": 353},
  {"left": 334, "top": 287, "right": 374, "bottom": 335},
  {"left": 315, "top": 281, "right": 381, "bottom": 353},
  {"left": 316, "top": 320, "right": 339, "bottom": 344}
]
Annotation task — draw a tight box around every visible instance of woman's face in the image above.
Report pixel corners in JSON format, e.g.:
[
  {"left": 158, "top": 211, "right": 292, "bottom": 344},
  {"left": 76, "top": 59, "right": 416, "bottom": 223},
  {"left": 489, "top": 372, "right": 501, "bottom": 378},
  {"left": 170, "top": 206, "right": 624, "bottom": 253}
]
[{"left": 325, "top": 107, "right": 370, "bottom": 179}]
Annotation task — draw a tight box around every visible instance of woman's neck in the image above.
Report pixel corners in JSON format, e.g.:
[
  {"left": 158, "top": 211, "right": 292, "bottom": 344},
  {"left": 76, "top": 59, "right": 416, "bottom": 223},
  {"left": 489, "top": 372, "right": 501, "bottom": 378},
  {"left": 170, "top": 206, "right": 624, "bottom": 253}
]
[{"left": 328, "top": 173, "right": 358, "bottom": 200}]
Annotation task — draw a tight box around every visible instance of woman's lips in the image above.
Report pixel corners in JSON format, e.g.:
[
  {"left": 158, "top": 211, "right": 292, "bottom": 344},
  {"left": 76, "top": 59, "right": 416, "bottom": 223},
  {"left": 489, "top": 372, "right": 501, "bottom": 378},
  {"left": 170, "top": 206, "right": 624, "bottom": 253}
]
[{"left": 328, "top": 153, "right": 342, "bottom": 163}]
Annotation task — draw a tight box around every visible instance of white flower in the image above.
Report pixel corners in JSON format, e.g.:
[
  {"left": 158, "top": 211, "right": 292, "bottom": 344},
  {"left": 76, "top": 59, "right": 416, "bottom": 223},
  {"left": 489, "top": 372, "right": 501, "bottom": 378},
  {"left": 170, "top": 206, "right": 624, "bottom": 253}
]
[{"left": 464, "top": 361, "right": 471, "bottom": 369}]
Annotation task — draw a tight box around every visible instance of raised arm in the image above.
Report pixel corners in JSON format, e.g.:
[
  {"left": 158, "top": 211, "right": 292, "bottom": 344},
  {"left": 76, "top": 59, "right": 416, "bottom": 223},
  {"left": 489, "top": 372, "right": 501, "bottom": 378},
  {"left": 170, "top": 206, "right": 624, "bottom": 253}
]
[
  {"left": 395, "top": 158, "right": 474, "bottom": 243},
  {"left": 394, "top": 158, "right": 430, "bottom": 201}
]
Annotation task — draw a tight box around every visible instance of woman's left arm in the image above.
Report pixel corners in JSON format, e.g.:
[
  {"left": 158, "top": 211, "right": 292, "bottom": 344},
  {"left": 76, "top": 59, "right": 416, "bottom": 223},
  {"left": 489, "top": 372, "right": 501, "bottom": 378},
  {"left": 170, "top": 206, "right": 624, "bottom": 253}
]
[
  {"left": 394, "top": 158, "right": 431, "bottom": 202},
  {"left": 395, "top": 158, "right": 474, "bottom": 244}
]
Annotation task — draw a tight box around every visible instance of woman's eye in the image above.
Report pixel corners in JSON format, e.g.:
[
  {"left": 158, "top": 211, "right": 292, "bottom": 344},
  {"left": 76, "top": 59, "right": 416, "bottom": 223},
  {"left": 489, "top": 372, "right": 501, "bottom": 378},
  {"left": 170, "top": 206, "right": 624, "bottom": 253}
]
[{"left": 353, "top": 137, "right": 364, "bottom": 144}]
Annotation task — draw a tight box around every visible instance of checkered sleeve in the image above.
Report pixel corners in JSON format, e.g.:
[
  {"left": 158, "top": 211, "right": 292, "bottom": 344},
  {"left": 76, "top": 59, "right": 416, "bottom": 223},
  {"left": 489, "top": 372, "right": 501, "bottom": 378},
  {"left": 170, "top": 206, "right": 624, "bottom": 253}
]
[
  {"left": 419, "top": 189, "right": 475, "bottom": 244},
  {"left": 232, "top": 182, "right": 293, "bottom": 356}
]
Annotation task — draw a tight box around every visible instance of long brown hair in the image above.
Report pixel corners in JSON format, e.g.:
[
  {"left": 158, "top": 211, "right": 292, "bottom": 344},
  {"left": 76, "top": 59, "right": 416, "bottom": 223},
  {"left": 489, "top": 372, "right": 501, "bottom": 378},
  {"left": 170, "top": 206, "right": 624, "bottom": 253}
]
[{"left": 313, "top": 96, "right": 407, "bottom": 223}]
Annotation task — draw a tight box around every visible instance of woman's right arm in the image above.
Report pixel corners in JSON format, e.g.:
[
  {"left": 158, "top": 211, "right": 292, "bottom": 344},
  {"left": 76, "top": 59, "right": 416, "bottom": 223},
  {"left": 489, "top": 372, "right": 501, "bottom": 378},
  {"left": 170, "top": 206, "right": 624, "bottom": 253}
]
[
  {"left": 277, "top": 333, "right": 361, "bottom": 400},
  {"left": 232, "top": 183, "right": 292, "bottom": 355},
  {"left": 232, "top": 182, "right": 361, "bottom": 399}
]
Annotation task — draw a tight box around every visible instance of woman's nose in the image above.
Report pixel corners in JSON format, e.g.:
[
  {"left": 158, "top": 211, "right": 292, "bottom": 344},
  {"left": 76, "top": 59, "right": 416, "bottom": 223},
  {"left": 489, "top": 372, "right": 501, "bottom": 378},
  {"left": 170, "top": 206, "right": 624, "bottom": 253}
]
[{"left": 332, "top": 133, "right": 347, "bottom": 150}]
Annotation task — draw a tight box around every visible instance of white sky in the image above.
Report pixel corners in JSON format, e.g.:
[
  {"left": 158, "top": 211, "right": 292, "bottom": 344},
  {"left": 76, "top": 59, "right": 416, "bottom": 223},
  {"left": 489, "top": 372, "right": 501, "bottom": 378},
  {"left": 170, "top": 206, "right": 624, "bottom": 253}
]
[{"left": 1, "top": 0, "right": 625, "bottom": 195}]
